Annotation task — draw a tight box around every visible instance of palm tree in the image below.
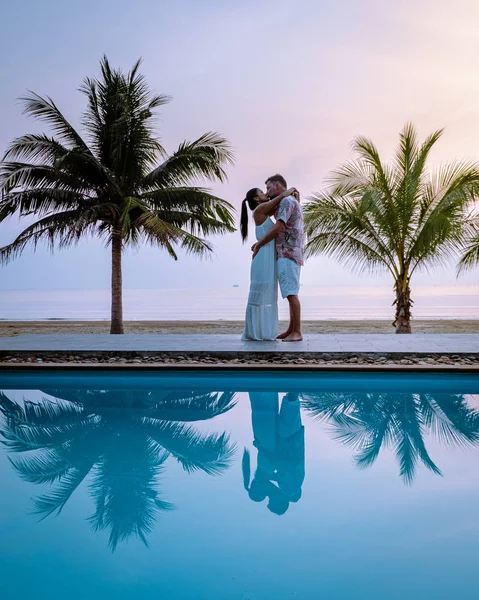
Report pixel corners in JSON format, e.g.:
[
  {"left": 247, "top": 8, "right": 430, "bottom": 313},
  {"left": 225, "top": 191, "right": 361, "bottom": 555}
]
[
  {"left": 0, "top": 388, "right": 236, "bottom": 550},
  {"left": 0, "top": 56, "right": 235, "bottom": 333},
  {"left": 301, "top": 390, "right": 479, "bottom": 484},
  {"left": 304, "top": 124, "right": 479, "bottom": 332}
]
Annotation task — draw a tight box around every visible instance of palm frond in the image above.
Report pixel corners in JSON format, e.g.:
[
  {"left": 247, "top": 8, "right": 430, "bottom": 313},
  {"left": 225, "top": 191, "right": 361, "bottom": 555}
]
[
  {"left": 8, "top": 450, "right": 71, "bottom": 484},
  {"left": 140, "top": 186, "right": 236, "bottom": 233},
  {"left": 352, "top": 135, "right": 396, "bottom": 206},
  {"left": 0, "top": 162, "right": 82, "bottom": 197},
  {"left": 300, "top": 392, "right": 365, "bottom": 428},
  {"left": 326, "top": 160, "right": 374, "bottom": 195},
  {"left": 0, "top": 395, "right": 96, "bottom": 452},
  {"left": 348, "top": 413, "right": 391, "bottom": 469},
  {"left": 0, "top": 209, "right": 103, "bottom": 264},
  {"left": 3, "top": 133, "right": 70, "bottom": 165},
  {"left": 147, "top": 390, "right": 237, "bottom": 422},
  {"left": 457, "top": 232, "right": 479, "bottom": 274},
  {"left": 143, "top": 133, "right": 234, "bottom": 188},
  {"left": 146, "top": 422, "right": 236, "bottom": 475},
  {"left": 19, "top": 91, "right": 92, "bottom": 152},
  {"left": 134, "top": 213, "right": 215, "bottom": 259},
  {"left": 32, "top": 465, "right": 93, "bottom": 519},
  {"left": 407, "top": 162, "right": 479, "bottom": 272},
  {"left": 420, "top": 393, "right": 479, "bottom": 446},
  {"left": 304, "top": 191, "right": 398, "bottom": 275},
  {"left": 0, "top": 187, "right": 92, "bottom": 219},
  {"left": 23, "top": 396, "right": 85, "bottom": 425}
]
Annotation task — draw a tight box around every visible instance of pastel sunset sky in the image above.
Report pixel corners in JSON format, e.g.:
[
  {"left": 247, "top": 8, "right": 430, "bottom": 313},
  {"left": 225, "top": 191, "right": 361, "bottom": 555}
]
[{"left": 1, "top": 0, "right": 478, "bottom": 290}]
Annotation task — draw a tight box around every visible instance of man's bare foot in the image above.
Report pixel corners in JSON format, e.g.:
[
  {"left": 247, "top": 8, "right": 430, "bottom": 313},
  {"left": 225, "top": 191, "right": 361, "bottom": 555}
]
[
  {"left": 282, "top": 333, "right": 303, "bottom": 342},
  {"left": 276, "top": 330, "right": 292, "bottom": 340}
]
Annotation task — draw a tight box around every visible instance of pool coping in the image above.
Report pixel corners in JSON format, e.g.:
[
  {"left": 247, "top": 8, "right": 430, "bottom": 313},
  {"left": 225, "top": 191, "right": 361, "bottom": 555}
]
[
  {"left": 1, "top": 362, "right": 479, "bottom": 373},
  {"left": 2, "top": 333, "right": 479, "bottom": 357}
]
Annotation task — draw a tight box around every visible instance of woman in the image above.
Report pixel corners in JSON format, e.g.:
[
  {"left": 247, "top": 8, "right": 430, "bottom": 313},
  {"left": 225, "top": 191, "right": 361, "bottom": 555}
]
[{"left": 240, "top": 186, "right": 297, "bottom": 341}]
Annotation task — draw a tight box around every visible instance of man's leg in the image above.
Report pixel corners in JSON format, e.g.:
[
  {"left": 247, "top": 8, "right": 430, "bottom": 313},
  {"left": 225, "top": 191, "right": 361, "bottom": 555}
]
[
  {"left": 277, "top": 258, "right": 295, "bottom": 339},
  {"left": 277, "top": 301, "right": 293, "bottom": 339},
  {"left": 283, "top": 295, "right": 302, "bottom": 342},
  {"left": 277, "top": 258, "right": 292, "bottom": 339}
]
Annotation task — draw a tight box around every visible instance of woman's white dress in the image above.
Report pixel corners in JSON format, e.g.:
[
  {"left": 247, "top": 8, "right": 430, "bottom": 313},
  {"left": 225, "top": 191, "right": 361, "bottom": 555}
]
[{"left": 242, "top": 218, "right": 278, "bottom": 341}]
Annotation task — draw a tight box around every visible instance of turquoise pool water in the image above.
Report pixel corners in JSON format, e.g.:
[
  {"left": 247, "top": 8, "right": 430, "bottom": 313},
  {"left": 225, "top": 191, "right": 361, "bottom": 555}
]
[{"left": 1, "top": 370, "right": 478, "bottom": 600}]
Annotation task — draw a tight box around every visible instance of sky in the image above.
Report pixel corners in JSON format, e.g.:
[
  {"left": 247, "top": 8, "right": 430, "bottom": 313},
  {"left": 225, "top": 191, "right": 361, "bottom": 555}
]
[{"left": 0, "top": 0, "right": 478, "bottom": 291}]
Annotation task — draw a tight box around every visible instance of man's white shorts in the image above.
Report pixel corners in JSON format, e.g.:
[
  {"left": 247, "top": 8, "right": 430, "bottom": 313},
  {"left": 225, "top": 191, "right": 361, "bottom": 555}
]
[{"left": 278, "top": 258, "right": 301, "bottom": 299}]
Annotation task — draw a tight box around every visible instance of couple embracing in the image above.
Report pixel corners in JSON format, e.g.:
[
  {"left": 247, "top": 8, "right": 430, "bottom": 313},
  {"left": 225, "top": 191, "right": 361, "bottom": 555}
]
[{"left": 240, "top": 174, "right": 304, "bottom": 343}]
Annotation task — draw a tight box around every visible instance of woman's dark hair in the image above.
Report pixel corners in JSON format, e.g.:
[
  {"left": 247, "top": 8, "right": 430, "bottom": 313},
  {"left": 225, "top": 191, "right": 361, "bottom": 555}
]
[{"left": 240, "top": 188, "right": 260, "bottom": 242}]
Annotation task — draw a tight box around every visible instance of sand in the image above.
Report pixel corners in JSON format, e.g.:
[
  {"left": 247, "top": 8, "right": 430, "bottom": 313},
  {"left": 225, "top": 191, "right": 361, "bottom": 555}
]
[{"left": 1, "top": 320, "right": 479, "bottom": 336}]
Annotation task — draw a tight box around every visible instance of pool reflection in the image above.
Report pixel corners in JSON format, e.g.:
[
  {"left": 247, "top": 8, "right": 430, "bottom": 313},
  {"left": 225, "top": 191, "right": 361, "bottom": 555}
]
[
  {"left": 0, "top": 388, "right": 237, "bottom": 550},
  {"left": 243, "top": 392, "right": 305, "bottom": 515},
  {"left": 2, "top": 381, "right": 479, "bottom": 553},
  {"left": 301, "top": 390, "right": 479, "bottom": 483}
]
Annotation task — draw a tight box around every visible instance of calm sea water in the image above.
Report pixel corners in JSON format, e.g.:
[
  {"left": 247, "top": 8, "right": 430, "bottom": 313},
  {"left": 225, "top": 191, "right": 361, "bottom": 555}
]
[
  {"left": 1, "top": 285, "right": 479, "bottom": 320},
  {"left": 1, "top": 370, "right": 478, "bottom": 599}
]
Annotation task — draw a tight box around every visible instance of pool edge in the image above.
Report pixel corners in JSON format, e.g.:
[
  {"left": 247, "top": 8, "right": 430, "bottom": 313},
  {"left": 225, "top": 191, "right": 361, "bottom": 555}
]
[{"left": 1, "top": 362, "right": 479, "bottom": 373}]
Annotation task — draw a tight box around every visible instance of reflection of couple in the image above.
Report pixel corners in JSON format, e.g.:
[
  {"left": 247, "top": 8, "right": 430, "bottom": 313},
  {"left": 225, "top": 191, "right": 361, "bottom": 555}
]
[
  {"left": 241, "top": 174, "right": 304, "bottom": 342},
  {"left": 243, "top": 392, "right": 305, "bottom": 515}
]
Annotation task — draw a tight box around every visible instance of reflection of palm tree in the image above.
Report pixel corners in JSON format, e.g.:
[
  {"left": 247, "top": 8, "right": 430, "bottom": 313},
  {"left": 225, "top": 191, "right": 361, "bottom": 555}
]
[
  {"left": 301, "top": 391, "right": 479, "bottom": 484},
  {"left": 0, "top": 389, "right": 236, "bottom": 550}
]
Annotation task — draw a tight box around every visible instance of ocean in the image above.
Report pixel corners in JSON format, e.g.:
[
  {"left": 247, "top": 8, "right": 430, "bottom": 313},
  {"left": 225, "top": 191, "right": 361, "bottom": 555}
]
[{"left": 1, "top": 285, "right": 478, "bottom": 321}]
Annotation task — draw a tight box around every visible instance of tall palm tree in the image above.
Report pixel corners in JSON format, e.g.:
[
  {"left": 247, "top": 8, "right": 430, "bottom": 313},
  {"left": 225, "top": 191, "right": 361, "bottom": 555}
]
[
  {"left": 0, "top": 388, "right": 236, "bottom": 550},
  {"left": 301, "top": 390, "right": 479, "bottom": 484},
  {"left": 0, "top": 56, "right": 235, "bottom": 333},
  {"left": 304, "top": 124, "right": 479, "bottom": 332}
]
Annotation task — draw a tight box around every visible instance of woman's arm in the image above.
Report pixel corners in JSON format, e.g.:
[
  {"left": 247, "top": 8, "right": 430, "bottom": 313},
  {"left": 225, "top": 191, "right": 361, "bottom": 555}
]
[{"left": 253, "top": 187, "right": 297, "bottom": 224}]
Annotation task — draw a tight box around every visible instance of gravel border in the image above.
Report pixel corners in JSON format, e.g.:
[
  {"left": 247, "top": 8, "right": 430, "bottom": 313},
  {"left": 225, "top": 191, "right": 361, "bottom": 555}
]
[{"left": 1, "top": 352, "right": 479, "bottom": 367}]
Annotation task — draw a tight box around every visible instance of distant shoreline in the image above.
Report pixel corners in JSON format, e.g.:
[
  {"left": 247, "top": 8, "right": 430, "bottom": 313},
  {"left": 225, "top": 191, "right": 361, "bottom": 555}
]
[
  {"left": 1, "top": 320, "right": 479, "bottom": 336},
  {"left": 1, "top": 317, "right": 478, "bottom": 322}
]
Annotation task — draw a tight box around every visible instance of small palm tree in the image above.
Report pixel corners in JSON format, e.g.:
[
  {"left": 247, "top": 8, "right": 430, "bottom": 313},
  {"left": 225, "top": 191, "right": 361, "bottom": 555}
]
[
  {"left": 0, "top": 388, "right": 236, "bottom": 550},
  {"left": 301, "top": 390, "right": 479, "bottom": 484},
  {"left": 0, "top": 56, "right": 235, "bottom": 333},
  {"left": 304, "top": 124, "right": 479, "bottom": 332}
]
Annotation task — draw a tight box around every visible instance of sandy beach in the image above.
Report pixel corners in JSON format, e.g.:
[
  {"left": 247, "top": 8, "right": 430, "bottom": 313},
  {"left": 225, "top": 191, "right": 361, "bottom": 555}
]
[{"left": 1, "top": 319, "right": 479, "bottom": 337}]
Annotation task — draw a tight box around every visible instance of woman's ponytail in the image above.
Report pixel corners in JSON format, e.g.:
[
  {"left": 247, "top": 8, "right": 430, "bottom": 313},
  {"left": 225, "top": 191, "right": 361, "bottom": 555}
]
[
  {"left": 240, "top": 199, "right": 249, "bottom": 242},
  {"left": 240, "top": 188, "right": 260, "bottom": 243}
]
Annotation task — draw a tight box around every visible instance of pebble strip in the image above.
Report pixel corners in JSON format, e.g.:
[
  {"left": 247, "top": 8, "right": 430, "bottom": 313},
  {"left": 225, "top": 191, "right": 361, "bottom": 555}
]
[{"left": 1, "top": 353, "right": 479, "bottom": 367}]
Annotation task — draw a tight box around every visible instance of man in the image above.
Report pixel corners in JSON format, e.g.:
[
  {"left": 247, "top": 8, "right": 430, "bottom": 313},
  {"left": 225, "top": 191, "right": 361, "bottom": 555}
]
[{"left": 252, "top": 174, "right": 304, "bottom": 342}]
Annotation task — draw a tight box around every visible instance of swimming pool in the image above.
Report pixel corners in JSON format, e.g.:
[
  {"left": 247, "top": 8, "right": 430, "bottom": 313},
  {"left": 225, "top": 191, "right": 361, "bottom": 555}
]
[{"left": 1, "top": 370, "right": 478, "bottom": 600}]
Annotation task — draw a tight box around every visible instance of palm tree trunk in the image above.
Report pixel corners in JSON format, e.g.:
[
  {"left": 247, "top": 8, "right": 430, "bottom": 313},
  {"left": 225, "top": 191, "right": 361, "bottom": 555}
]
[
  {"left": 393, "top": 275, "right": 412, "bottom": 334},
  {"left": 110, "top": 228, "right": 124, "bottom": 334}
]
